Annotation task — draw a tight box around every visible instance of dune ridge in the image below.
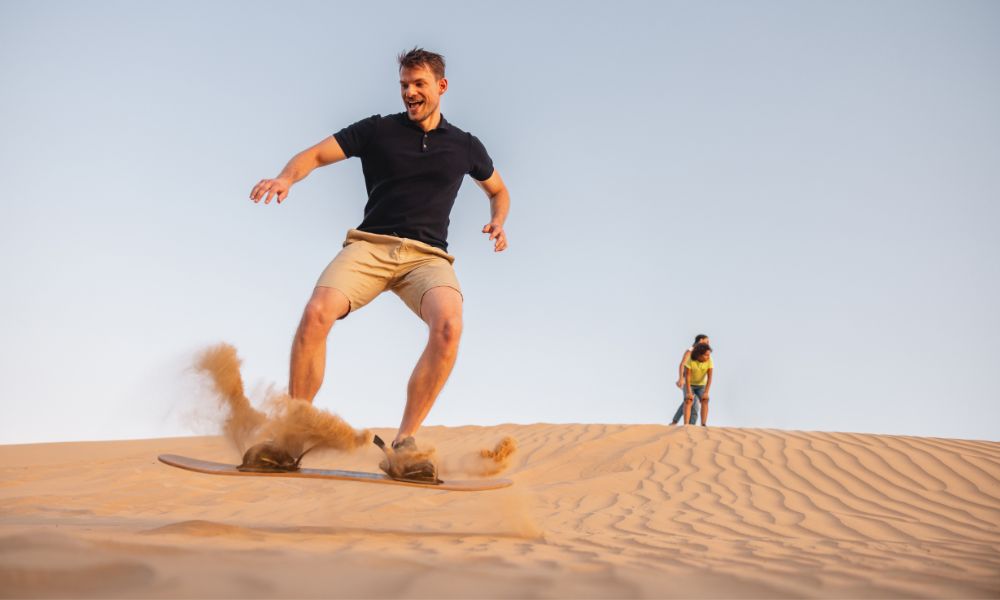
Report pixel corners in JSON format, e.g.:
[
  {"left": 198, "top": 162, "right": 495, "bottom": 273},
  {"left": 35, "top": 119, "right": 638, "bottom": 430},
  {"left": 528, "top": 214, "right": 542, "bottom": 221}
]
[{"left": 0, "top": 424, "right": 998, "bottom": 598}]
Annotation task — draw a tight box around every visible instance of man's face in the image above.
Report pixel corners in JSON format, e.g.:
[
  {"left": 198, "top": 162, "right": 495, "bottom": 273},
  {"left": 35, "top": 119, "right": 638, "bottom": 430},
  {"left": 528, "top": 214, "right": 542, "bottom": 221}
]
[
  {"left": 701, "top": 338, "right": 711, "bottom": 347},
  {"left": 400, "top": 64, "right": 447, "bottom": 123}
]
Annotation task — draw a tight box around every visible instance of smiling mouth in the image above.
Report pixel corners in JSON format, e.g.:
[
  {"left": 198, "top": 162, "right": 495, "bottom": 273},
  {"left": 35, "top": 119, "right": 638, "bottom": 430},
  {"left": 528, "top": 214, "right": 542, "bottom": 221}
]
[{"left": 406, "top": 99, "right": 425, "bottom": 111}]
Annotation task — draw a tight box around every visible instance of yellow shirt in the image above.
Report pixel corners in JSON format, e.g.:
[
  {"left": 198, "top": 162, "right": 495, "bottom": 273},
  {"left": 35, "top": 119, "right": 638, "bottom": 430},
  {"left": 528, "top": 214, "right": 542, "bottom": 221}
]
[{"left": 685, "top": 357, "right": 714, "bottom": 386}]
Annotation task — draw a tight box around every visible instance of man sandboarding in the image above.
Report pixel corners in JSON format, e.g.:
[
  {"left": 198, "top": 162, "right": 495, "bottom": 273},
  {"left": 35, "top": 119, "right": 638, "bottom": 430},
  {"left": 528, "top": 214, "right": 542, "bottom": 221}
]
[{"left": 247, "top": 48, "right": 510, "bottom": 482}]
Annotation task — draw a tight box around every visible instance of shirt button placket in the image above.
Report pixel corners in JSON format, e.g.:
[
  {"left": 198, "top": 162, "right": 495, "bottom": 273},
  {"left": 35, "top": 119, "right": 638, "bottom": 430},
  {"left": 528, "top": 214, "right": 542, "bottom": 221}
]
[{"left": 422, "top": 132, "right": 428, "bottom": 152}]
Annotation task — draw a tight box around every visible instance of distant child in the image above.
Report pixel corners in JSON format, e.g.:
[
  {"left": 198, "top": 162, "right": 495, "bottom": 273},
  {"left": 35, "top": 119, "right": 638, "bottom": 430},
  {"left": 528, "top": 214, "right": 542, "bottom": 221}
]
[
  {"left": 671, "top": 334, "right": 709, "bottom": 425},
  {"left": 683, "top": 343, "right": 714, "bottom": 426}
]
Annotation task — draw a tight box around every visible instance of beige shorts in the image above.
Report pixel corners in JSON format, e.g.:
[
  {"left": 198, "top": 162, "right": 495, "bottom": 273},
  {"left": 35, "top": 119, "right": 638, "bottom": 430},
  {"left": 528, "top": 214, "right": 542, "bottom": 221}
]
[{"left": 316, "top": 229, "right": 462, "bottom": 319}]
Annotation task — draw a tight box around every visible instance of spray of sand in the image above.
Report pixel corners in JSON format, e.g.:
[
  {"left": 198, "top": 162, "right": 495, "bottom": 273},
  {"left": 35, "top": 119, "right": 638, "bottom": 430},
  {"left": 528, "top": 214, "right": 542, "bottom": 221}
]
[
  {"left": 194, "top": 343, "right": 369, "bottom": 458},
  {"left": 440, "top": 436, "right": 518, "bottom": 478}
]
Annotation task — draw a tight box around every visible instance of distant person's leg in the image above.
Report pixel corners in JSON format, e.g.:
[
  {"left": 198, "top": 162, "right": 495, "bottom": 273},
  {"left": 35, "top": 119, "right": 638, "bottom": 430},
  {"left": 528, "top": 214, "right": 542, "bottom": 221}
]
[
  {"left": 684, "top": 392, "right": 699, "bottom": 425},
  {"left": 700, "top": 390, "right": 709, "bottom": 426},
  {"left": 688, "top": 386, "right": 704, "bottom": 425},
  {"left": 671, "top": 397, "right": 685, "bottom": 425}
]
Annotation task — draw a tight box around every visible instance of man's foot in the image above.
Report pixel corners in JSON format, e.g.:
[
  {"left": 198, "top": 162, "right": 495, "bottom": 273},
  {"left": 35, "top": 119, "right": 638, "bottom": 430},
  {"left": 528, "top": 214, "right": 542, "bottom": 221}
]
[
  {"left": 373, "top": 435, "right": 440, "bottom": 484},
  {"left": 238, "top": 441, "right": 300, "bottom": 473}
]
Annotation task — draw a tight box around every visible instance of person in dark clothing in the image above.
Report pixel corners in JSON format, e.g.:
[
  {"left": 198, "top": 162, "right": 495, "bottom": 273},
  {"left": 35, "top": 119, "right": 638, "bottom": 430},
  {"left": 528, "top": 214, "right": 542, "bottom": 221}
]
[{"left": 248, "top": 48, "right": 510, "bottom": 477}]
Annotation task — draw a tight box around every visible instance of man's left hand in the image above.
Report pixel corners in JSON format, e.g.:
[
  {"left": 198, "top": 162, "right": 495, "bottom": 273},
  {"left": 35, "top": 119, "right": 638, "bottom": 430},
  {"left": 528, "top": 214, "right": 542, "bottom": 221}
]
[{"left": 482, "top": 222, "right": 508, "bottom": 252}]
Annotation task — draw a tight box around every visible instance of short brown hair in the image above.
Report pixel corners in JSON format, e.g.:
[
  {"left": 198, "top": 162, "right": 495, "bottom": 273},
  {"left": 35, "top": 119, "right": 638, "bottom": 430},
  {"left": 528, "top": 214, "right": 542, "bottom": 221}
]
[{"left": 397, "top": 47, "right": 446, "bottom": 80}]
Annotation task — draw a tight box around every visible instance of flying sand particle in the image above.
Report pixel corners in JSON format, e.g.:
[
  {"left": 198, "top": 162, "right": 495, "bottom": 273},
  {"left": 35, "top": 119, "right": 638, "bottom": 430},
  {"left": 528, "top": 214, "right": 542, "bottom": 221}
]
[
  {"left": 193, "top": 343, "right": 516, "bottom": 478},
  {"left": 193, "top": 343, "right": 369, "bottom": 458}
]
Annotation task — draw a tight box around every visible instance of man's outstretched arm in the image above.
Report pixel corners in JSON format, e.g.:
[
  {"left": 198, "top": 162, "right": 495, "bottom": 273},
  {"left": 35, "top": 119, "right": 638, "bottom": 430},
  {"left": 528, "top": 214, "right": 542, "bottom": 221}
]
[
  {"left": 250, "top": 136, "right": 348, "bottom": 204},
  {"left": 475, "top": 170, "right": 510, "bottom": 252}
]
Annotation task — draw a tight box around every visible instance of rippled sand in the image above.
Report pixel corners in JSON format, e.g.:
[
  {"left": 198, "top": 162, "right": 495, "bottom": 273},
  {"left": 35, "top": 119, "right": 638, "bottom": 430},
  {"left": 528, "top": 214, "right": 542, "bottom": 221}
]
[{"left": 1, "top": 425, "right": 998, "bottom": 598}]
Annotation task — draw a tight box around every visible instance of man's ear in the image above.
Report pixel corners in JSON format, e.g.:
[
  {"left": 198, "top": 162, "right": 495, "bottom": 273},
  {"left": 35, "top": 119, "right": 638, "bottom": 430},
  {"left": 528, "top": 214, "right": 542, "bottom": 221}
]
[{"left": 438, "top": 77, "right": 449, "bottom": 95}]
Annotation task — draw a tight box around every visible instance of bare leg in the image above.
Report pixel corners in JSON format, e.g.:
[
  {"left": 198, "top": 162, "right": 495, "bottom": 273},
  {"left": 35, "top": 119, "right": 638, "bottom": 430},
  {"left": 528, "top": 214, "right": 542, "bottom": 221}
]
[
  {"left": 395, "top": 287, "right": 463, "bottom": 444},
  {"left": 289, "top": 287, "right": 350, "bottom": 402},
  {"left": 684, "top": 398, "right": 693, "bottom": 425},
  {"left": 700, "top": 399, "right": 709, "bottom": 426}
]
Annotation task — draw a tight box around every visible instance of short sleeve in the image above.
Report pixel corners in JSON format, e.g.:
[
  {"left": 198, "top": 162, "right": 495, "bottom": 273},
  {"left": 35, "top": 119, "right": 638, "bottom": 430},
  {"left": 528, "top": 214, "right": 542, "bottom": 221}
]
[
  {"left": 333, "top": 115, "right": 380, "bottom": 158},
  {"left": 707, "top": 358, "right": 714, "bottom": 369},
  {"left": 468, "top": 134, "right": 494, "bottom": 181}
]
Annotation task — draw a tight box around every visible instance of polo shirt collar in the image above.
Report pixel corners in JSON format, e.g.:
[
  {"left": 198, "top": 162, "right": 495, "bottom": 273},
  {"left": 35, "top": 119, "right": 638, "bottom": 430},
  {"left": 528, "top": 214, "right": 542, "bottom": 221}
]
[{"left": 400, "top": 112, "right": 451, "bottom": 132}]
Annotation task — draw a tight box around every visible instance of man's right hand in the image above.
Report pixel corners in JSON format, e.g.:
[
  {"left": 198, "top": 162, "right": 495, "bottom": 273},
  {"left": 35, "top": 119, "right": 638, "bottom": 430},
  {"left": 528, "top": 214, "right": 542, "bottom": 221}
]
[{"left": 250, "top": 177, "right": 291, "bottom": 204}]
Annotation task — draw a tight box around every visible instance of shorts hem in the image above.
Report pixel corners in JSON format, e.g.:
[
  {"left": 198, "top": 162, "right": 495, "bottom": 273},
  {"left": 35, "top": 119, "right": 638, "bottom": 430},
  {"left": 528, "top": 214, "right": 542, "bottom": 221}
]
[
  {"left": 314, "top": 284, "right": 354, "bottom": 320},
  {"left": 417, "top": 285, "right": 464, "bottom": 320}
]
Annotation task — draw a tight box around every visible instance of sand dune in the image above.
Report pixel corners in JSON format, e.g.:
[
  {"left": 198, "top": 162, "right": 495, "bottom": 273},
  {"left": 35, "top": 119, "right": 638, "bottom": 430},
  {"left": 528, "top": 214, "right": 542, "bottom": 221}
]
[{"left": 1, "top": 425, "right": 998, "bottom": 598}]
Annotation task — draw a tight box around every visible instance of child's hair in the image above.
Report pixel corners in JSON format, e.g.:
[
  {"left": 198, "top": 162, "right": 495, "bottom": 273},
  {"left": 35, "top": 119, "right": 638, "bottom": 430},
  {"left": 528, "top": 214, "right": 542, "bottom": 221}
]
[
  {"left": 694, "top": 334, "right": 709, "bottom": 344},
  {"left": 691, "top": 343, "right": 713, "bottom": 361}
]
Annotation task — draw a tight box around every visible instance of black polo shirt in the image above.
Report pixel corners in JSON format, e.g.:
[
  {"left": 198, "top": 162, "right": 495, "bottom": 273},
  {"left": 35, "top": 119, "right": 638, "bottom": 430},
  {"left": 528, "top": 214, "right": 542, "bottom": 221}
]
[{"left": 333, "top": 112, "right": 494, "bottom": 251}]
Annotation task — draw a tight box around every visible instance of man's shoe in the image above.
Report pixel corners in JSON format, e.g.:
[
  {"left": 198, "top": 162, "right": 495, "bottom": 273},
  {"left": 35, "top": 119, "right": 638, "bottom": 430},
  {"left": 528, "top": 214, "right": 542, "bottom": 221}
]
[
  {"left": 238, "top": 441, "right": 300, "bottom": 472},
  {"left": 373, "top": 435, "right": 441, "bottom": 484}
]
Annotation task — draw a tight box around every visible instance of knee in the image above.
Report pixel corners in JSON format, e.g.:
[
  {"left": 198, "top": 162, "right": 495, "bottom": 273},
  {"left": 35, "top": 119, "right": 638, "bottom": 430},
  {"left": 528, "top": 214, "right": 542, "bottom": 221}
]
[
  {"left": 299, "top": 300, "right": 337, "bottom": 339},
  {"left": 430, "top": 315, "right": 463, "bottom": 350}
]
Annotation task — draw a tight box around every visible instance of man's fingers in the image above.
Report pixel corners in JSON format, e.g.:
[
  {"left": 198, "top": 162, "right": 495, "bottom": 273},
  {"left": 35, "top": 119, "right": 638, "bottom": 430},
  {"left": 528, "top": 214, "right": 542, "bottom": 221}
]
[
  {"left": 483, "top": 224, "right": 506, "bottom": 249},
  {"left": 251, "top": 180, "right": 272, "bottom": 202},
  {"left": 249, "top": 178, "right": 289, "bottom": 205},
  {"left": 251, "top": 179, "right": 283, "bottom": 203}
]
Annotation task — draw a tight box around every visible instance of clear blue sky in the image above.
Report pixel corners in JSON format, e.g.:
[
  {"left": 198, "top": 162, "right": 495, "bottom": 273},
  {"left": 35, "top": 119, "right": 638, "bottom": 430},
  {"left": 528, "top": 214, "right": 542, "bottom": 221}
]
[{"left": 1, "top": 0, "right": 998, "bottom": 444}]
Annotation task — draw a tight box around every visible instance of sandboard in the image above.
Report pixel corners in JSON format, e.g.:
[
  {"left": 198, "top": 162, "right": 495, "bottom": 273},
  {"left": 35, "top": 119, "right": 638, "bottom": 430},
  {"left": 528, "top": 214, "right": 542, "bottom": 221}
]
[{"left": 158, "top": 454, "right": 513, "bottom": 492}]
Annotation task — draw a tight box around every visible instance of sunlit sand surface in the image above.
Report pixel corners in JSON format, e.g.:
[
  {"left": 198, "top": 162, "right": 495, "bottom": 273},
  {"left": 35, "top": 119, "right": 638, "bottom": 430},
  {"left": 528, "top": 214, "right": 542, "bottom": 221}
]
[{"left": 1, "top": 425, "right": 998, "bottom": 598}]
